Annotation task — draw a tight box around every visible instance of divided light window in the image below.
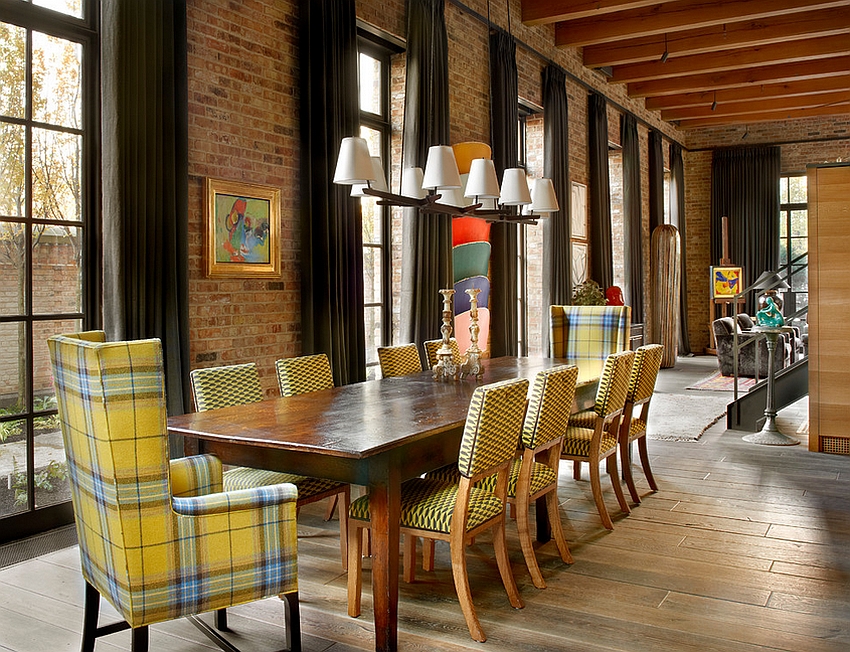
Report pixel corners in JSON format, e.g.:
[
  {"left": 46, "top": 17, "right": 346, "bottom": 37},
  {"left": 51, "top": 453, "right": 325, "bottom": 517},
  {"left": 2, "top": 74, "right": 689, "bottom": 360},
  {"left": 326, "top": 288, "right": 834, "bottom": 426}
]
[
  {"left": 0, "top": 0, "right": 98, "bottom": 539},
  {"left": 779, "top": 173, "right": 808, "bottom": 315}
]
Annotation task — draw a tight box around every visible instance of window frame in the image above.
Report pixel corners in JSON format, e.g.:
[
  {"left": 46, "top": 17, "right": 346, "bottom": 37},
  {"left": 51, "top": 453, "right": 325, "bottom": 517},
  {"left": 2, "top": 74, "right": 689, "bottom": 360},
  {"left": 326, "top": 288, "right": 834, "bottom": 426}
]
[{"left": 779, "top": 172, "right": 808, "bottom": 314}]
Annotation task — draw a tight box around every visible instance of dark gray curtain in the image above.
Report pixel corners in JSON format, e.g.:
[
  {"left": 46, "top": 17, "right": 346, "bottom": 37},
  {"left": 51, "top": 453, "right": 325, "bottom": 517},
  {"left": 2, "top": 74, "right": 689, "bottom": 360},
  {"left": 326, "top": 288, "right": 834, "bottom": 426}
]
[
  {"left": 542, "top": 65, "right": 570, "bottom": 355},
  {"left": 648, "top": 129, "right": 665, "bottom": 234},
  {"left": 488, "top": 30, "right": 518, "bottom": 357},
  {"left": 102, "top": 0, "right": 190, "bottom": 418},
  {"left": 669, "top": 142, "right": 691, "bottom": 354},
  {"left": 300, "top": 0, "right": 365, "bottom": 386},
  {"left": 711, "top": 146, "right": 781, "bottom": 315},
  {"left": 588, "top": 92, "right": 612, "bottom": 290},
  {"left": 400, "top": 0, "right": 453, "bottom": 345},
  {"left": 620, "top": 113, "right": 643, "bottom": 324}
]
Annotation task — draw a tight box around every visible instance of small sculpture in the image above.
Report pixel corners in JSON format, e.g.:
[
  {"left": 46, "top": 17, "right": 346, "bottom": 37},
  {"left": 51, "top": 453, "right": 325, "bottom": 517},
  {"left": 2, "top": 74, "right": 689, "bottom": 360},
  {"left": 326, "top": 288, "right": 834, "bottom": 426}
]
[{"left": 756, "top": 296, "right": 785, "bottom": 327}]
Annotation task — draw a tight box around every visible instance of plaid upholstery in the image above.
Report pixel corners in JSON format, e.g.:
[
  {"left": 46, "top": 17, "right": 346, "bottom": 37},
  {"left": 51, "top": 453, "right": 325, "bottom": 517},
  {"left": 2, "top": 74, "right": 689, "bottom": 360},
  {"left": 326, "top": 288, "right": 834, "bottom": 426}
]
[
  {"left": 276, "top": 354, "right": 334, "bottom": 396},
  {"left": 627, "top": 344, "right": 664, "bottom": 403},
  {"left": 190, "top": 363, "right": 264, "bottom": 410},
  {"left": 549, "top": 305, "right": 631, "bottom": 375},
  {"left": 170, "top": 454, "right": 223, "bottom": 498},
  {"left": 48, "top": 332, "right": 298, "bottom": 629},
  {"left": 423, "top": 338, "right": 462, "bottom": 369},
  {"left": 377, "top": 343, "right": 423, "bottom": 378}
]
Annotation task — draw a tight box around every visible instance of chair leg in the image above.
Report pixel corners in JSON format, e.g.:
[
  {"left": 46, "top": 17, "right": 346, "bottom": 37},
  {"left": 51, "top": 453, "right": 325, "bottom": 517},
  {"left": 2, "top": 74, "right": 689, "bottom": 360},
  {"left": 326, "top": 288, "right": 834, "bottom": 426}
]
[
  {"left": 403, "top": 534, "right": 416, "bottom": 583},
  {"left": 347, "top": 520, "right": 364, "bottom": 618},
  {"left": 82, "top": 581, "right": 100, "bottom": 652},
  {"left": 589, "top": 459, "right": 614, "bottom": 530},
  {"left": 606, "top": 455, "right": 631, "bottom": 516},
  {"left": 324, "top": 495, "right": 339, "bottom": 521},
  {"left": 620, "top": 438, "right": 641, "bottom": 504},
  {"left": 544, "top": 488, "right": 573, "bottom": 565},
  {"left": 515, "top": 495, "right": 546, "bottom": 589},
  {"left": 493, "top": 519, "right": 524, "bottom": 610},
  {"left": 572, "top": 460, "right": 581, "bottom": 480},
  {"left": 339, "top": 487, "right": 351, "bottom": 570},
  {"left": 130, "top": 626, "right": 149, "bottom": 652},
  {"left": 637, "top": 436, "right": 658, "bottom": 491},
  {"left": 215, "top": 608, "right": 228, "bottom": 631},
  {"left": 449, "top": 531, "right": 487, "bottom": 642},
  {"left": 422, "top": 537, "right": 435, "bottom": 571},
  {"left": 283, "top": 590, "right": 301, "bottom": 652}
]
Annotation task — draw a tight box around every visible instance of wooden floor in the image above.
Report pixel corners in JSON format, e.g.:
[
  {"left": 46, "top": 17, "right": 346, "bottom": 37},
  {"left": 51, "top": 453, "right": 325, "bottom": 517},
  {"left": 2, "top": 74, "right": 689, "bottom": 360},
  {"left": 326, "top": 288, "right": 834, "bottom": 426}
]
[{"left": 2, "top": 357, "right": 849, "bottom": 652}]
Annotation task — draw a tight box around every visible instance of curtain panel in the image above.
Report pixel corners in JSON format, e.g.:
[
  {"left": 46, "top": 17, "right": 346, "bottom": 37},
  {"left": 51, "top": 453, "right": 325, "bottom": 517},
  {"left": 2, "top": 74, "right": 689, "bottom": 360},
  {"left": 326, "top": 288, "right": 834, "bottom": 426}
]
[
  {"left": 669, "top": 142, "right": 690, "bottom": 354},
  {"left": 648, "top": 129, "right": 665, "bottom": 235},
  {"left": 588, "top": 92, "right": 613, "bottom": 290},
  {"left": 620, "top": 113, "right": 643, "bottom": 324},
  {"left": 711, "top": 145, "right": 781, "bottom": 315},
  {"left": 542, "top": 65, "right": 570, "bottom": 355},
  {"left": 102, "top": 0, "right": 190, "bottom": 419},
  {"left": 299, "top": 0, "right": 366, "bottom": 386},
  {"left": 400, "top": 0, "right": 453, "bottom": 346},
  {"left": 488, "top": 30, "right": 519, "bottom": 357}
]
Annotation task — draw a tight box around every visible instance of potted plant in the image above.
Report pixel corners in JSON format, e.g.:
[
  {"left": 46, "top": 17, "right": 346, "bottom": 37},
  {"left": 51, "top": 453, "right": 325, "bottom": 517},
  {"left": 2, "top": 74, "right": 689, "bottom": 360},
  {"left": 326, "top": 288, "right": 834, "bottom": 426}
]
[{"left": 571, "top": 280, "right": 607, "bottom": 306}]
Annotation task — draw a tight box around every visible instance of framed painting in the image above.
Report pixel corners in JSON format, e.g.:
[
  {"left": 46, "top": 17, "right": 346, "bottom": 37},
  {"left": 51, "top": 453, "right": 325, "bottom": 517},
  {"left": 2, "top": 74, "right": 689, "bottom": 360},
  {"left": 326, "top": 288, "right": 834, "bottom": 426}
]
[
  {"left": 572, "top": 241, "right": 588, "bottom": 286},
  {"left": 205, "top": 178, "right": 280, "bottom": 278},
  {"left": 711, "top": 265, "right": 743, "bottom": 298},
  {"left": 570, "top": 181, "right": 587, "bottom": 239}
]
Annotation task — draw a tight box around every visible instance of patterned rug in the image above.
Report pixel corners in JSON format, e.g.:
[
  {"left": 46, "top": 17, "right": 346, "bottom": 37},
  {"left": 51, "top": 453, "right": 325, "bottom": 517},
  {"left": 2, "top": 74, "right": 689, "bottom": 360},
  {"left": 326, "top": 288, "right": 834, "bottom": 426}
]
[
  {"left": 647, "top": 392, "right": 731, "bottom": 442},
  {"left": 686, "top": 370, "right": 757, "bottom": 392}
]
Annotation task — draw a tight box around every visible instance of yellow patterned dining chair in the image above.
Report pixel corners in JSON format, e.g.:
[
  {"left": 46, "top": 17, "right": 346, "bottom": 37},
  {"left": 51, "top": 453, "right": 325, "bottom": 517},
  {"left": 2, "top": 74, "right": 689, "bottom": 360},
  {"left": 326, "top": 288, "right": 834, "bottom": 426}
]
[
  {"left": 377, "top": 343, "right": 423, "bottom": 377},
  {"left": 190, "top": 362, "right": 351, "bottom": 569},
  {"left": 275, "top": 353, "right": 335, "bottom": 397},
  {"left": 346, "top": 378, "right": 529, "bottom": 643},
  {"left": 48, "top": 332, "right": 300, "bottom": 652},
  {"left": 423, "top": 337, "right": 462, "bottom": 369},
  {"left": 618, "top": 344, "right": 664, "bottom": 504},
  {"left": 562, "top": 349, "right": 635, "bottom": 530}
]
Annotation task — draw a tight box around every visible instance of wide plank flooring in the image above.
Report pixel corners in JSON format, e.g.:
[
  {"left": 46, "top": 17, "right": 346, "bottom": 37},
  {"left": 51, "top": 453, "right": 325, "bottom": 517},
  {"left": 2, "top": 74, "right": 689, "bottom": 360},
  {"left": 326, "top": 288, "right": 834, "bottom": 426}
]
[{"left": 1, "top": 357, "right": 848, "bottom": 651}]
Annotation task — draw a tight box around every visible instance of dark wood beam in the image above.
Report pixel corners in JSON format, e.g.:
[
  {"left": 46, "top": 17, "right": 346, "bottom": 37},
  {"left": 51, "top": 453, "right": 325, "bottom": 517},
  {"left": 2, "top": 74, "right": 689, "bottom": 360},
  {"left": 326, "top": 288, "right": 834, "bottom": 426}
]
[
  {"left": 661, "top": 90, "right": 850, "bottom": 121},
  {"left": 628, "top": 56, "right": 850, "bottom": 97},
  {"left": 554, "top": 0, "right": 850, "bottom": 47},
  {"left": 610, "top": 35, "right": 850, "bottom": 83},
  {"left": 645, "top": 76, "right": 850, "bottom": 110},
  {"left": 676, "top": 102, "right": 850, "bottom": 128},
  {"left": 584, "top": 8, "right": 850, "bottom": 68},
  {"left": 520, "top": 0, "right": 670, "bottom": 26}
]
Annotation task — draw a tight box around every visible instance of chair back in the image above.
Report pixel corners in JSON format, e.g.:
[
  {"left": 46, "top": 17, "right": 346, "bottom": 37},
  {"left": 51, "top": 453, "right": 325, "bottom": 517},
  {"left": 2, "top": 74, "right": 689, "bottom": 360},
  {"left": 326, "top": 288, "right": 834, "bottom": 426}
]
[
  {"left": 549, "top": 305, "right": 631, "bottom": 375},
  {"left": 377, "top": 343, "right": 423, "bottom": 378},
  {"left": 48, "top": 331, "right": 172, "bottom": 615},
  {"left": 522, "top": 365, "right": 579, "bottom": 450},
  {"left": 190, "top": 363, "right": 263, "bottom": 411},
  {"left": 423, "top": 338, "right": 461, "bottom": 369},
  {"left": 457, "top": 378, "right": 529, "bottom": 480},
  {"left": 593, "top": 349, "right": 636, "bottom": 419},
  {"left": 627, "top": 344, "right": 663, "bottom": 405},
  {"left": 275, "top": 353, "right": 334, "bottom": 396}
]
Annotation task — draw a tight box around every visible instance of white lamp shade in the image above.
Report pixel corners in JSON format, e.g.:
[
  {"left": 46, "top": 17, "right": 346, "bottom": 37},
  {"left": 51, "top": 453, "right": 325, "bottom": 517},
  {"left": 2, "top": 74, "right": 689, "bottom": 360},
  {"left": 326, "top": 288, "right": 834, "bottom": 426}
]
[
  {"left": 499, "top": 168, "right": 532, "bottom": 205},
  {"left": 438, "top": 187, "right": 469, "bottom": 207},
  {"left": 401, "top": 167, "right": 427, "bottom": 199},
  {"left": 529, "top": 178, "right": 559, "bottom": 213},
  {"left": 334, "top": 137, "right": 375, "bottom": 185},
  {"left": 464, "top": 158, "right": 500, "bottom": 199},
  {"left": 422, "top": 145, "right": 462, "bottom": 190},
  {"left": 351, "top": 157, "right": 389, "bottom": 197}
]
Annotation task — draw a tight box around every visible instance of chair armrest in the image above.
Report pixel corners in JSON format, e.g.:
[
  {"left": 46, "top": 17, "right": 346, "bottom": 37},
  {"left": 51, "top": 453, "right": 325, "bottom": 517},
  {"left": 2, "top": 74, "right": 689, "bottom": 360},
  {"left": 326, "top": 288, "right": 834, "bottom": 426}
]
[
  {"left": 170, "top": 454, "right": 223, "bottom": 497},
  {"left": 172, "top": 483, "right": 298, "bottom": 517}
]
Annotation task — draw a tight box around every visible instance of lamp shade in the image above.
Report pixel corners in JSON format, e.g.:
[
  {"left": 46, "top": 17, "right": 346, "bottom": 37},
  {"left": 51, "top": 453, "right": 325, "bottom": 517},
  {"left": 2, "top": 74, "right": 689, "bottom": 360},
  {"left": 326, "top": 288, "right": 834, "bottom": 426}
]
[
  {"left": 528, "top": 178, "right": 559, "bottom": 214},
  {"left": 438, "top": 187, "right": 469, "bottom": 208},
  {"left": 422, "top": 145, "right": 462, "bottom": 190},
  {"left": 499, "top": 168, "right": 531, "bottom": 206},
  {"left": 752, "top": 270, "right": 789, "bottom": 291},
  {"left": 351, "top": 157, "right": 389, "bottom": 197},
  {"left": 333, "top": 137, "right": 375, "bottom": 185},
  {"left": 464, "top": 158, "right": 500, "bottom": 199},
  {"left": 401, "top": 167, "right": 427, "bottom": 199}
]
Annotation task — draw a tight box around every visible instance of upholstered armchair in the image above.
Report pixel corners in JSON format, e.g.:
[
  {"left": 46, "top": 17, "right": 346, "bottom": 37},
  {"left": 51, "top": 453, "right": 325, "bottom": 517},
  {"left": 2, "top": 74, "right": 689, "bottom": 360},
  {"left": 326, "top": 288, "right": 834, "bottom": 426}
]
[
  {"left": 712, "top": 316, "right": 790, "bottom": 378},
  {"left": 48, "top": 332, "right": 300, "bottom": 652},
  {"left": 549, "top": 305, "right": 631, "bottom": 377}
]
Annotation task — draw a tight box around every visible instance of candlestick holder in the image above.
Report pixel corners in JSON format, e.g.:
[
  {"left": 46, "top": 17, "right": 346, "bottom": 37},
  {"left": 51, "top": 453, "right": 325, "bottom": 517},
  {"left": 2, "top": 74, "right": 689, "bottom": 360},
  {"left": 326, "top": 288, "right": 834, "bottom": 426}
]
[
  {"left": 433, "top": 289, "right": 459, "bottom": 381},
  {"left": 460, "top": 287, "right": 483, "bottom": 380}
]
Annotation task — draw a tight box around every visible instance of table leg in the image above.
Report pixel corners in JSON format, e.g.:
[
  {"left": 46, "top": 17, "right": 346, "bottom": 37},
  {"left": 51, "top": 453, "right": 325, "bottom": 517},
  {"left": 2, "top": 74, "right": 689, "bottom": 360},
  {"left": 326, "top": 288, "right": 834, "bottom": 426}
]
[{"left": 368, "top": 463, "right": 401, "bottom": 652}]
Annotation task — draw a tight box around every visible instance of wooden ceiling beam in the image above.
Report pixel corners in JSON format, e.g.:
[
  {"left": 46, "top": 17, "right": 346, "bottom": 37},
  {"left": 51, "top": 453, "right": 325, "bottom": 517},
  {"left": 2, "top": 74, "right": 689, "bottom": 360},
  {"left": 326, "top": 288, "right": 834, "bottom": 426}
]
[
  {"left": 520, "top": 0, "right": 669, "bottom": 26},
  {"left": 676, "top": 102, "right": 850, "bottom": 128},
  {"left": 661, "top": 90, "right": 850, "bottom": 121},
  {"left": 554, "top": 0, "right": 850, "bottom": 47},
  {"left": 610, "top": 35, "right": 850, "bottom": 84},
  {"left": 628, "top": 56, "right": 850, "bottom": 97},
  {"left": 583, "top": 8, "right": 850, "bottom": 68},
  {"left": 645, "top": 76, "right": 850, "bottom": 110}
]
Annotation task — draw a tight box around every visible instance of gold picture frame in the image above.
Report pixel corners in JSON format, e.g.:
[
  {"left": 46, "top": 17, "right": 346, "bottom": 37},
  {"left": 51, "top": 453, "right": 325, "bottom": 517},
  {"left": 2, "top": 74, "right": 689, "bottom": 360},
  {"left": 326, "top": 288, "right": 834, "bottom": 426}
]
[{"left": 205, "top": 177, "right": 280, "bottom": 278}]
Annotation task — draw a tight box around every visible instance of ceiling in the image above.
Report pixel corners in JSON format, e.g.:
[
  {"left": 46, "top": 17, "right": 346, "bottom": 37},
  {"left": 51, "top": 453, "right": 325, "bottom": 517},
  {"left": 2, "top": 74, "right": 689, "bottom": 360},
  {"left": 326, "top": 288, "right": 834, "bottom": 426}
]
[{"left": 520, "top": 0, "right": 850, "bottom": 129}]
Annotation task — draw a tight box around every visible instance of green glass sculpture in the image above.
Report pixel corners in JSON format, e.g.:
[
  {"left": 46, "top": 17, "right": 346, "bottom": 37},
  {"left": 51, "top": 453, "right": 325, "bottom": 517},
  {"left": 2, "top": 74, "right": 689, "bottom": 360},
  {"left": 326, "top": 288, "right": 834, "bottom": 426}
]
[{"left": 756, "top": 296, "right": 785, "bottom": 327}]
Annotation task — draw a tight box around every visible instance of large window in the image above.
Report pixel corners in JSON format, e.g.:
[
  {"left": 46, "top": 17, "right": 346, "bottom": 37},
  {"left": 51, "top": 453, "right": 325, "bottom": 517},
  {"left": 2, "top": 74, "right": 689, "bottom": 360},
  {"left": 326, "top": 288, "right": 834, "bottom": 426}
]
[
  {"left": 779, "top": 173, "right": 808, "bottom": 315},
  {"left": 0, "top": 0, "right": 98, "bottom": 540}
]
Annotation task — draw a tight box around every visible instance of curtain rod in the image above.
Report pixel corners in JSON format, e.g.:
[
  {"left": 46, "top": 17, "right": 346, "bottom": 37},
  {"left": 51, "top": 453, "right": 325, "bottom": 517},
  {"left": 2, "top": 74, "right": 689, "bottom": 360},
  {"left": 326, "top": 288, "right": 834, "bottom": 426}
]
[{"left": 447, "top": 0, "right": 687, "bottom": 151}]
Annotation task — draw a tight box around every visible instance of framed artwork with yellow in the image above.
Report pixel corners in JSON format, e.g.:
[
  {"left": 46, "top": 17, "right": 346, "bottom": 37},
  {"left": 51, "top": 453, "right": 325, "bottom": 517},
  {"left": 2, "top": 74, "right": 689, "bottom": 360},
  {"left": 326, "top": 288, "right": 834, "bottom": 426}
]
[{"left": 711, "top": 265, "right": 743, "bottom": 298}]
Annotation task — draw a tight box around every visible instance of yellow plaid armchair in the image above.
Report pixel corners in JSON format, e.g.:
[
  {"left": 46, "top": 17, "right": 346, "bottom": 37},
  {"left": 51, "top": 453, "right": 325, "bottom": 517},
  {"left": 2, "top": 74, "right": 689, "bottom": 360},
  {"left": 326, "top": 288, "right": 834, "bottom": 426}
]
[
  {"left": 549, "top": 305, "right": 631, "bottom": 376},
  {"left": 48, "top": 332, "right": 300, "bottom": 652}
]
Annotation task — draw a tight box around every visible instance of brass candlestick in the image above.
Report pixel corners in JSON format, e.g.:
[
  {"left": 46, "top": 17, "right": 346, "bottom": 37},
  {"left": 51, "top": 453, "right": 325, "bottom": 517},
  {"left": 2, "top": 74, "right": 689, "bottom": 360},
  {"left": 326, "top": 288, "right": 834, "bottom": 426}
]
[
  {"left": 460, "top": 287, "right": 483, "bottom": 380},
  {"left": 433, "top": 289, "right": 459, "bottom": 381}
]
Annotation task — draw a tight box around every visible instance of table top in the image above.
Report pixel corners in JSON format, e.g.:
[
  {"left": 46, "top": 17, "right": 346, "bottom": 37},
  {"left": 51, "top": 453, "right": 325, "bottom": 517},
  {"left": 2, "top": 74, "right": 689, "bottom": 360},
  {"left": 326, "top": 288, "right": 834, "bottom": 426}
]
[{"left": 168, "top": 356, "right": 598, "bottom": 461}]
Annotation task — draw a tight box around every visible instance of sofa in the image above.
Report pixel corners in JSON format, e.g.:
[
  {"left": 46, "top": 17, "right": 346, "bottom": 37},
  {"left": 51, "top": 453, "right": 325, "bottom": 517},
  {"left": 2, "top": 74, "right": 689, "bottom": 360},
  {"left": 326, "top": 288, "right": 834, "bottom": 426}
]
[{"left": 712, "top": 314, "right": 791, "bottom": 378}]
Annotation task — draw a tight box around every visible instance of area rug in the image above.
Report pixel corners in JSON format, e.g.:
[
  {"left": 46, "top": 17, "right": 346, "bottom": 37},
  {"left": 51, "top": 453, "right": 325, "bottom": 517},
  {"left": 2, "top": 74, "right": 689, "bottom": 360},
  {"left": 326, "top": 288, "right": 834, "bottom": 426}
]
[
  {"left": 646, "top": 392, "right": 731, "bottom": 442},
  {"left": 686, "top": 370, "right": 756, "bottom": 392}
]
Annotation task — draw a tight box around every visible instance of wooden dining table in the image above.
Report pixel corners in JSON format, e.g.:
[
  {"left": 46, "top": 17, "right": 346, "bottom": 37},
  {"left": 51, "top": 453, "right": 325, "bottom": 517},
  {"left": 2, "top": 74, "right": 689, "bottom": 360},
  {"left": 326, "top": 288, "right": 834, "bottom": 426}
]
[{"left": 167, "top": 356, "right": 598, "bottom": 652}]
